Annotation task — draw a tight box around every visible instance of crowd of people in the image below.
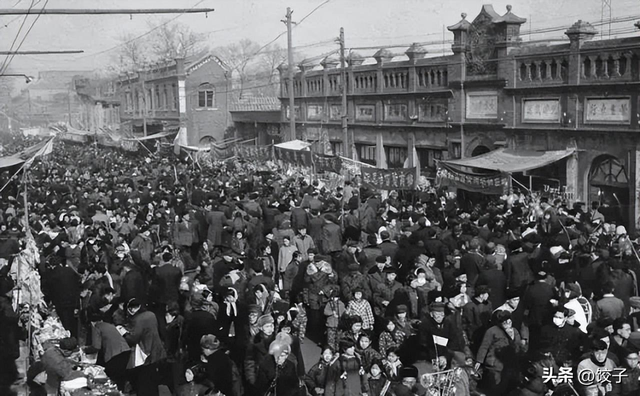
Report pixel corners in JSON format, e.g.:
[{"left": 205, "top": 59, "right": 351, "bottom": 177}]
[{"left": 0, "top": 135, "right": 640, "bottom": 396}]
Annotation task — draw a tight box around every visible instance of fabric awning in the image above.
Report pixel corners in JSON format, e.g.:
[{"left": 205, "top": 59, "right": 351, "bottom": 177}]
[
  {"left": 274, "top": 139, "right": 311, "bottom": 151},
  {"left": 125, "top": 131, "right": 176, "bottom": 141},
  {"left": 442, "top": 148, "right": 575, "bottom": 173}
]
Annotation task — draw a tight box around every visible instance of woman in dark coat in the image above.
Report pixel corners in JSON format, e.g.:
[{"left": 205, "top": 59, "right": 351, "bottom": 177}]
[
  {"left": 183, "top": 292, "right": 217, "bottom": 365},
  {"left": 304, "top": 347, "right": 335, "bottom": 396},
  {"left": 255, "top": 340, "right": 300, "bottom": 396},
  {"left": 325, "top": 339, "right": 369, "bottom": 396}
]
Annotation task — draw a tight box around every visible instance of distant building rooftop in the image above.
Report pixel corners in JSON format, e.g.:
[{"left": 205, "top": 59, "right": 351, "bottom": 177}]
[{"left": 230, "top": 96, "right": 280, "bottom": 112}]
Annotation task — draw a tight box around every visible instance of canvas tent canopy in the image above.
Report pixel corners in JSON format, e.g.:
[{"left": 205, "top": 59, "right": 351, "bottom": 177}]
[
  {"left": 441, "top": 148, "right": 575, "bottom": 173},
  {"left": 0, "top": 138, "right": 54, "bottom": 171}
]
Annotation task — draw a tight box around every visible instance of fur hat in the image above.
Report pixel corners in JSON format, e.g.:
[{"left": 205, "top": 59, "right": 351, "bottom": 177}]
[
  {"left": 268, "top": 340, "right": 291, "bottom": 357},
  {"left": 200, "top": 334, "right": 220, "bottom": 351},
  {"left": 257, "top": 314, "right": 275, "bottom": 328}
]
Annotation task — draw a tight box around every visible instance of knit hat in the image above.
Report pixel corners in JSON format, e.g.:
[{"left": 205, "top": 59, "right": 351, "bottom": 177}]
[
  {"left": 257, "top": 314, "right": 275, "bottom": 328},
  {"left": 200, "top": 334, "right": 220, "bottom": 351}
]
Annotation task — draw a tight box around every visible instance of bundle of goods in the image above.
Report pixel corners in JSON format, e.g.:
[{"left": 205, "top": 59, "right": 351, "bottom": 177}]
[
  {"left": 32, "top": 315, "right": 70, "bottom": 357},
  {"left": 10, "top": 235, "right": 45, "bottom": 309}
]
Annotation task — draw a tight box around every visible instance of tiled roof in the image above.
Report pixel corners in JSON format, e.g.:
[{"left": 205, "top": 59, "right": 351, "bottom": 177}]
[{"left": 230, "top": 97, "right": 280, "bottom": 112}]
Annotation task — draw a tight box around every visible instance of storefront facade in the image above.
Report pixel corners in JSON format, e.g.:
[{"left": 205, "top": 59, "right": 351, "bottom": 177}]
[{"left": 278, "top": 4, "right": 640, "bottom": 229}]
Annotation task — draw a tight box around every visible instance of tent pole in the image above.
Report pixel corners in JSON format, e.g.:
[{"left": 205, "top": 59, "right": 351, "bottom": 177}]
[{"left": 511, "top": 176, "right": 531, "bottom": 194}]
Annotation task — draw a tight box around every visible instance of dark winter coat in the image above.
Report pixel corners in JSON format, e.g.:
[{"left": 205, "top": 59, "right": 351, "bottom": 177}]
[
  {"left": 184, "top": 309, "right": 217, "bottom": 364},
  {"left": 124, "top": 309, "right": 166, "bottom": 368},
  {"left": 255, "top": 357, "right": 300, "bottom": 396}
]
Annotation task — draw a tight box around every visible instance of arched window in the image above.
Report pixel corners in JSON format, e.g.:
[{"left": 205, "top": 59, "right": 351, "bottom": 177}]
[{"left": 198, "top": 83, "right": 215, "bottom": 108}]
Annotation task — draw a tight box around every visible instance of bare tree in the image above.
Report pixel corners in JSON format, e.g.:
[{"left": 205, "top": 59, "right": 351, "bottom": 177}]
[
  {"left": 214, "top": 39, "right": 261, "bottom": 98},
  {"left": 255, "top": 44, "right": 287, "bottom": 96},
  {"left": 146, "top": 20, "right": 207, "bottom": 59},
  {"left": 111, "top": 33, "right": 151, "bottom": 73},
  {"left": 111, "top": 21, "right": 206, "bottom": 74}
]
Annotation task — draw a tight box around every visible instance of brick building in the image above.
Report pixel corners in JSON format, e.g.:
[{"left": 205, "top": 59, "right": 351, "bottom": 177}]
[
  {"left": 116, "top": 54, "right": 232, "bottom": 145},
  {"left": 279, "top": 4, "right": 640, "bottom": 230}
]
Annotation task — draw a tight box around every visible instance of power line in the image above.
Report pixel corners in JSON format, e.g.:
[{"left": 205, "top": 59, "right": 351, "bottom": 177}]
[
  {"left": 0, "top": 0, "right": 35, "bottom": 75},
  {"left": 74, "top": 0, "right": 206, "bottom": 60},
  {"left": 343, "top": 12, "right": 640, "bottom": 53},
  {"left": 1, "top": 0, "right": 49, "bottom": 76},
  {"left": 219, "top": 0, "right": 334, "bottom": 72},
  {"left": 0, "top": 7, "right": 214, "bottom": 15}
]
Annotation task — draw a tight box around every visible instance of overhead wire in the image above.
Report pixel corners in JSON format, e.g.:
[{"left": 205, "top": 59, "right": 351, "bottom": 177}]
[
  {"left": 0, "top": 0, "right": 35, "bottom": 75},
  {"left": 73, "top": 0, "right": 206, "bottom": 60},
  {"left": 0, "top": 0, "right": 48, "bottom": 76},
  {"left": 225, "top": 0, "right": 334, "bottom": 70}
]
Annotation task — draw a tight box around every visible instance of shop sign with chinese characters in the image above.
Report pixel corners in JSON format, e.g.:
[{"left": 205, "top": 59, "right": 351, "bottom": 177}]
[
  {"left": 523, "top": 99, "right": 560, "bottom": 122},
  {"left": 361, "top": 167, "right": 417, "bottom": 190},
  {"left": 436, "top": 163, "right": 508, "bottom": 195},
  {"left": 585, "top": 97, "right": 630, "bottom": 124}
]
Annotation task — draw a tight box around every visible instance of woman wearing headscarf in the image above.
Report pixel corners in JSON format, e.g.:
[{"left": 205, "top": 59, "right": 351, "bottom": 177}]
[{"left": 255, "top": 339, "right": 300, "bottom": 396}]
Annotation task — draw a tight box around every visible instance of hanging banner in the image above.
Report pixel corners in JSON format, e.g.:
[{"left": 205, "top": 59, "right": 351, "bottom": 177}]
[
  {"left": 235, "top": 145, "right": 272, "bottom": 161},
  {"left": 361, "top": 167, "right": 417, "bottom": 190},
  {"left": 211, "top": 144, "right": 235, "bottom": 161},
  {"left": 313, "top": 153, "right": 342, "bottom": 174},
  {"left": 275, "top": 147, "right": 313, "bottom": 167},
  {"left": 436, "top": 163, "right": 508, "bottom": 194},
  {"left": 120, "top": 140, "right": 139, "bottom": 152}
]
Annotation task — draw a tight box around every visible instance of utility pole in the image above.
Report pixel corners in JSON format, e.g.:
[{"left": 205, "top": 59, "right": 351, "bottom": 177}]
[
  {"left": 339, "top": 27, "right": 349, "bottom": 158},
  {"left": 142, "top": 79, "right": 148, "bottom": 137},
  {"left": 284, "top": 7, "right": 296, "bottom": 141},
  {"left": 460, "top": 52, "right": 466, "bottom": 159}
]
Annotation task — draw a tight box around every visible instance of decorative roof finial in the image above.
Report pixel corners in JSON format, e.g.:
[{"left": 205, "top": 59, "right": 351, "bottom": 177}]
[
  {"left": 461, "top": 13, "right": 467, "bottom": 19},
  {"left": 506, "top": 4, "right": 512, "bottom": 12}
]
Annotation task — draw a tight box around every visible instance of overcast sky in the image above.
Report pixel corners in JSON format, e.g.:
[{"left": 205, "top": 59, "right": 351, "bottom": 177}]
[{"left": 0, "top": 0, "right": 638, "bottom": 78}]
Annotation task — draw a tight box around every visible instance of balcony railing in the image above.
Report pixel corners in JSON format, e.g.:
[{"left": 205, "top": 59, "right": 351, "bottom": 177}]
[
  {"left": 352, "top": 72, "right": 377, "bottom": 94},
  {"left": 383, "top": 69, "right": 409, "bottom": 92},
  {"left": 517, "top": 56, "right": 569, "bottom": 85},
  {"left": 416, "top": 67, "right": 448, "bottom": 90},
  {"left": 581, "top": 51, "right": 633, "bottom": 83}
]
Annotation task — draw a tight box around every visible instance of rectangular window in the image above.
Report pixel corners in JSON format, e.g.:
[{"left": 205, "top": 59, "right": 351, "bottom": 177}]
[
  {"left": 356, "top": 144, "right": 377, "bottom": 165},
  {"left": 386, "top": 147, "right": 408, "bottom": 168},
  {"left": 384, "top": 103, "right": 408, "bottom": 121},
  {"left": 331, "top": 141, "right": 344, "bottom": 156},
  {"left": 451, "top": 143, "right": 461, "bottom": 159},
  {"left": 172, "top": 84, "right": 177, "bottom": 110},
  {"left": 162, "top": 85, "right": 168, "bottom": 110},
  {"left": 198, "top": 90, "right": 214, "bottom": 108}
]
